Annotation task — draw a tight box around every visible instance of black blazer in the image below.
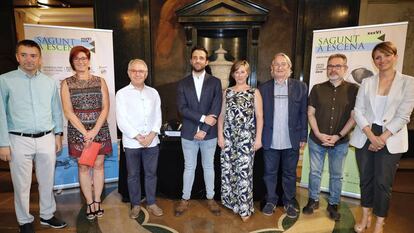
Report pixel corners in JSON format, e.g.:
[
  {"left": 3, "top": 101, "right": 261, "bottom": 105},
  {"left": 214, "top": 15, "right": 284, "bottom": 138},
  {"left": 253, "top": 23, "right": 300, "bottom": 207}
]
[
  {"left": 259, "top": 78, "right": 308, "bottom": 150},
  {"left": 177, "top": 73, "right": 222, "bottom": 140}
]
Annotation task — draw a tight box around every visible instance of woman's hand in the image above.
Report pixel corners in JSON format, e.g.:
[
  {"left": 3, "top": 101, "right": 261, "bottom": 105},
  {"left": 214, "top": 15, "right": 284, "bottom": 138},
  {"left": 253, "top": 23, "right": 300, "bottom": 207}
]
[
  {"left": 86, "top": 128, "right": 99, "bottom": 141},
  {"left": 253, "top": 139, "right": 262, "bottom": 151},
  {"left": 218, "top": 135, "right": 225, "bottom": 149},
  {"left": 83, "top": 128, "right": 99, "bottom": 147},
  {"left": 368, "top": 134, "right": 385, "bottom": 150}
]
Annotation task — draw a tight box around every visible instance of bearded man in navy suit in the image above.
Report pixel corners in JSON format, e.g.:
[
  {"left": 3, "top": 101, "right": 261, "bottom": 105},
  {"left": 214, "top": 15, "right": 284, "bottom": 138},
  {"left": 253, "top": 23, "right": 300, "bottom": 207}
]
[{"left": 175, "top": 46, "right": 222, "bottom": 216}]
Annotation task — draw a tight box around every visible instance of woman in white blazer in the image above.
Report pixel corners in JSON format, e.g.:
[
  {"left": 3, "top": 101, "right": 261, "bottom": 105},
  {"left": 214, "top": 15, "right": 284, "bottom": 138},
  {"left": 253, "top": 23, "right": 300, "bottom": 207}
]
[{"left": 351, "top": 41, "right": 414, "bottom": 233}]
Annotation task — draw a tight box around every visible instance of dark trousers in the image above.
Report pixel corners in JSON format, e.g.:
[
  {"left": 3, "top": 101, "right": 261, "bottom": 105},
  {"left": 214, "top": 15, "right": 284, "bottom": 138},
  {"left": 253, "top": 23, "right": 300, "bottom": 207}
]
[
  {"left": 355, "top": 124, "right": 401, "bottom": 217},
  {"left": 263, "top": 148, "right": 299, "bottom": 205},
  {"left": 125, "top": 146, "right": 159, "bottom": 206}
]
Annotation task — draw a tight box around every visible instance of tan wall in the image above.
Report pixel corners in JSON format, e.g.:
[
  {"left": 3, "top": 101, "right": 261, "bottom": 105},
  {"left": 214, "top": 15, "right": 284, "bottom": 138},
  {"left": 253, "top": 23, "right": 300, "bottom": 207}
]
[
  {"left": 360, "top": 0, "right": 414, "bottom": 76},
  {"left": 14, "top": 8, "right": 94, "bottom": 42},
  {"left": 360, "top": 0, "right": 414, "bottom": 128}
]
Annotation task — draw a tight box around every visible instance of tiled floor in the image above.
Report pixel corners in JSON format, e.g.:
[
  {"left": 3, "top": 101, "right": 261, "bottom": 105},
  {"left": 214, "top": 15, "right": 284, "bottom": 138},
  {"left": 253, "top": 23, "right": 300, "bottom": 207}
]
[{"left": 0, "top": 166, "right": 413, "bottom": 233}]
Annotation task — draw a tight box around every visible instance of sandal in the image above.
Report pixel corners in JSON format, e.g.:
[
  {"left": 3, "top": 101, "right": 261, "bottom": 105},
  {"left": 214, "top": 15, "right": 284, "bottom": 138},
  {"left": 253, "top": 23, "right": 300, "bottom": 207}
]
[
  {"left": 95, "top": 201, "right": 104, "bottom": 218},
  {"left": 354, "top": 214, "right": 372, "bottom": 233},
  {"left": 86, "top": 202, "right": 96, "bottom": 220}
]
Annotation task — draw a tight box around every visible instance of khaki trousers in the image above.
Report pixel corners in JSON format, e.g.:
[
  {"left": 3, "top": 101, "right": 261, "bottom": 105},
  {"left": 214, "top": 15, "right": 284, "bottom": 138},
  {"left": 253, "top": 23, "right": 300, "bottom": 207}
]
[{"left": 9, "top": 133, "right": 56, "bottom": 225}]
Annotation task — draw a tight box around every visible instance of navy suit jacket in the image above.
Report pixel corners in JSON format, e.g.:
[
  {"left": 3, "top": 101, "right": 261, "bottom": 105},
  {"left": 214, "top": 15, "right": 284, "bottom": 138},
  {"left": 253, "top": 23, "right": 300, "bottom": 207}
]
[
  {"left": 259, "top": 78, "right": 308, "bottom": 150},
  {"left": 177, "top": 73, "right": 222, "bottom": 140}
]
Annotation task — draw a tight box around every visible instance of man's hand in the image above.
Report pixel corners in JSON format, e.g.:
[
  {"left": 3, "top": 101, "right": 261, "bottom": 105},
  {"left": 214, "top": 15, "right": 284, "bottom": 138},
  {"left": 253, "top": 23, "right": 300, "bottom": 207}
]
[
  {"left": 299, "top": 141, "right": 307, "bottom": 150},
  {"left": 194, "top": 130, "right": 206, "bottom": 140},
  {"left": 324, "top": 134, "right": 340, "bottom": 146},
  {"left": 136, "top": 132, "right": 156, "bottom": 147},
  {"left": 204, "top": 115, "right": 217, "bottom": 126},
  {"left": 55, "top": 135, "right": 63, "bottom": 153},
  {"left": 0, "top": 146, "right": 11, "bottom": 161},
  {"left": 316, "top": 132, "right": 332, "bottom": 145}
]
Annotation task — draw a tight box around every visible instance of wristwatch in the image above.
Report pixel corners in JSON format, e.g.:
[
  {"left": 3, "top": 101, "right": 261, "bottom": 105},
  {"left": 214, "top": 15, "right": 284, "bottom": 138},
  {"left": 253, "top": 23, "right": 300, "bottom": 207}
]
[
  {"left": 55, "top": 132, "right": 64, "bottom": 136},
  {"left": 336, "top": 133, "right": 343, "bottom": 139}
]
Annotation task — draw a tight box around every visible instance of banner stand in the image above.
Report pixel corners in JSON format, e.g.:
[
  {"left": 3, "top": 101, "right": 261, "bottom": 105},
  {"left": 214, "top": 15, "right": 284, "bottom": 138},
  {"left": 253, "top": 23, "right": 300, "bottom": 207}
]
[{"left": 24, "top": 24, "right": 119, "bottom": 190}]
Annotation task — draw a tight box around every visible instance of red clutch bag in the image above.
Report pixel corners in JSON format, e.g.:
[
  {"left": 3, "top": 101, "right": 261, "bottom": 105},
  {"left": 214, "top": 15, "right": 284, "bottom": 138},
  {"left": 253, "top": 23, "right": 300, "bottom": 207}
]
[{"left": 78, "top": 142, "right": 101, "bottom": 167}]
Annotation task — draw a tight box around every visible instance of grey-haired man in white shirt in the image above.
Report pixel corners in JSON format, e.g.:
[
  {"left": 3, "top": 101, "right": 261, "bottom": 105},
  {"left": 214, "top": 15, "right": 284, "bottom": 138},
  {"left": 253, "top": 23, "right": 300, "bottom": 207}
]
[{"left": 116, "top": 59, "right": 163, "bottom": 219}]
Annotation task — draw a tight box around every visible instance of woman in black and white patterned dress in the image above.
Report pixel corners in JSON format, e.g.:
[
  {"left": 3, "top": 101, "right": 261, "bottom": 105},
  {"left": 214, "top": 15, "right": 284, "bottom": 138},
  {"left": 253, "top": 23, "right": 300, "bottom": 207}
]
[{"left": 218, "top": 60, "right": 263, "bottom": 222}]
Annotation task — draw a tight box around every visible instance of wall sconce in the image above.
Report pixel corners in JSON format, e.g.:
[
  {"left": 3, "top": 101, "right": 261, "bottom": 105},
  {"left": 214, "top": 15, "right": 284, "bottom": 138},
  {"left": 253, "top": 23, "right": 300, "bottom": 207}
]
[{"left": 37, "top": 0, "right": 70, "bottom": 8}]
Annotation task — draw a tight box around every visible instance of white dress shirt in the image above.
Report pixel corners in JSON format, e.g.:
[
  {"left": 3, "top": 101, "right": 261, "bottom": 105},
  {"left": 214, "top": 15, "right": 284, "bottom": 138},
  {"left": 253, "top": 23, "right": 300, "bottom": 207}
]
[
  {"left": 193, "top": 70, "right": 205, "bottom": 101},
  {"left": 116, "top": 83, "right": 162, "bottom": 148},
  {"left": 374, "top": 95, "right": 387, "bottom": 126},
  {"left": 193, "top": 70, "right": 207, "bottom": 123}
]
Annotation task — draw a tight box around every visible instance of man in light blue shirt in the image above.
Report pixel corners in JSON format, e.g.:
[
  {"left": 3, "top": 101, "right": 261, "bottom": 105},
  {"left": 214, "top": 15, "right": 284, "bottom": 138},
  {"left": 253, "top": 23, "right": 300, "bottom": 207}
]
[
  {"left": 0, "top": 94, "right": 10, "bottom": 159},
  {"left": 0, "top": 40, "right": 66, "bottom": 233}
]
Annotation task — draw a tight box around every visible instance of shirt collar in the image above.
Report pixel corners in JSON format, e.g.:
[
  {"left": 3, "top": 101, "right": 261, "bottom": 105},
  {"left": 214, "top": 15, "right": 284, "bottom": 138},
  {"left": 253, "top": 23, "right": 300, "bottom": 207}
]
[
  {"left": 274, "top": 78, "right": 288, "bottom": 86},
  {"left": 127, "top": 83, "right": 147, "bottom": 91},
  {"left": 17, "top": 67, "right": 40, "bottom": 78},
  {"left": 192, "top": 70, "right": 206, "bottom": 80},
  {"left": 328, "top": 79, "right": 345, "bottom": 88}
]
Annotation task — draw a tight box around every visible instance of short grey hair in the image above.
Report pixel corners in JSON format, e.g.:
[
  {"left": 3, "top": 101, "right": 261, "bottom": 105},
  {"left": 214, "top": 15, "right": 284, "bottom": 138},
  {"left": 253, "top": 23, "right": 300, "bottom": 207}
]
[
  {"left": 327, "top": 53, "right": 347, "bottom": 64},
  {"left": 128, "top": 59, "right": 148, "bottom": 70}
]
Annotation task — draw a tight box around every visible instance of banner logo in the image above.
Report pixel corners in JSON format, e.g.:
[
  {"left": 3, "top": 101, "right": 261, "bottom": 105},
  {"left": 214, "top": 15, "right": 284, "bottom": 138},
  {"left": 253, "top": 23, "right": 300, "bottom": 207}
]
[
  {"left": 315, "top": 31, "right": 385, "bottom": 53},
  {"left": 33, "top": 36, "right": 96, "bottom": 53}
]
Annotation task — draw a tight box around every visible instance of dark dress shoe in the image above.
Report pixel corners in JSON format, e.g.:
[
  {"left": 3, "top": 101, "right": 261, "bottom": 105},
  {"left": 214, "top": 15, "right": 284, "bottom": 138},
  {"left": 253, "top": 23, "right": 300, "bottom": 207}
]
[
  {"left": 302, "top": 198, "right": 319, "bottom": 215},
  {"left": 19, "top": 222, "right": 34, "bottom": 233},
  {"left": 327, "top": 204, "right": 341, "bottom": 221}
]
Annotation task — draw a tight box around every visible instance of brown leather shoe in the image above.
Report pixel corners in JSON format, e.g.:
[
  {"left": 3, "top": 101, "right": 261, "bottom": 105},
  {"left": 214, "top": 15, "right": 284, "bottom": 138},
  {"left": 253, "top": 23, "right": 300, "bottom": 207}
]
[
  {"left": 129, "top": 205, "right": 141, "bottom": 219},
  {"left": 147, "top": 204, "right": 164, "bottom": 217},
  {"left": 207, "top": 199, "right": 221, "bottom": 216},
  {"left": 174, "top": 199, "right": 189, "bottom": 216}
]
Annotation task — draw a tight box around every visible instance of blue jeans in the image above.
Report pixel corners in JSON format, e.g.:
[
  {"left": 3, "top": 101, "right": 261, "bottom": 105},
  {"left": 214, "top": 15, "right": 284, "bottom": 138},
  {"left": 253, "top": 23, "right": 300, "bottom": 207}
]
[
  {"left": 263, "top": 148, "right": 299, "bottom": 205},
  {"left": 308, "top": 138, "right": 348, "bottom": 205},
  {"left": 181, "top": 138, "right": 217, "bottom": 200},
  {"left": 125, "top": 146, "right": 159, "bottom": 206}
]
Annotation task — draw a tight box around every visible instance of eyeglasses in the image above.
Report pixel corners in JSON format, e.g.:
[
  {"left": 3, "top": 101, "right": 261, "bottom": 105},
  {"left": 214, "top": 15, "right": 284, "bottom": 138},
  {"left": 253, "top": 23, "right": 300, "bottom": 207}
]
[
  {"left": 128, "top": 69, "right": 147, "bottom": 74},
  {"left": 327, "top": 64, "right": 346, "bottom": 70},
  {"left": 73, "top": 57, "right": 88, "bottom": 62},
  {"left": 272, "top": 63, "right": 288, "bottom": 68}
]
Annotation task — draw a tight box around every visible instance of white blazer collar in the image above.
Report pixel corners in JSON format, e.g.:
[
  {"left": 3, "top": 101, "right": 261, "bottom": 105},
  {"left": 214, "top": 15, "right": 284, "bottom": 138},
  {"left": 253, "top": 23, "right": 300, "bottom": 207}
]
[
  {"left": 384, "top": 71, "right": 404, "bottom": 113},
  {"left": 369, "top": 71, "right": 404, "bottom": 116}
]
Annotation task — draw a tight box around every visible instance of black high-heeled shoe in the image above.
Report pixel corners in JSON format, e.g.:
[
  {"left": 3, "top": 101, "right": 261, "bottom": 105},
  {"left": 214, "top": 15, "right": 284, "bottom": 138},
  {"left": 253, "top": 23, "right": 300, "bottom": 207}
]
[
  {"left": 86, "top": 202, "right": 96, "bottom": 220},
  {"left": 95, "top": 201, "right": 104, "bottom": 218}
]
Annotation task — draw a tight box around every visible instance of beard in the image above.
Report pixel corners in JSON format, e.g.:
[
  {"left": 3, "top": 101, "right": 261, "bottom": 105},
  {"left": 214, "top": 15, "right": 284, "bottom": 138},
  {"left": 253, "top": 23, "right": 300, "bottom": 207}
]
[
  {"left": 192, "top": 65, "right": 205, "bottom": 73},
  {"left": 328, "top": 74, "right": 343, "bottom": 82}
]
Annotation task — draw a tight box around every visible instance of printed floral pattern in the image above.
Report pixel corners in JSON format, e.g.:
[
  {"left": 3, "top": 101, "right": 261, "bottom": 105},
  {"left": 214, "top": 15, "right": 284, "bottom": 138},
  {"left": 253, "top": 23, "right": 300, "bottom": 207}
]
[
  {"left": 221, "top": 88, "right": 256, "bottom": 217},
  {"left": 66, "top": 75, "right": 112, "bottom": 157}
]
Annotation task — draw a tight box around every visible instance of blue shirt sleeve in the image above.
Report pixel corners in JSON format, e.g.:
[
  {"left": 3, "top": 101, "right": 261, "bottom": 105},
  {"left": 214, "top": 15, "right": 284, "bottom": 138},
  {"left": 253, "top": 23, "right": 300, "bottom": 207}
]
[
  {"left": 0, "top": 92, "right": 9, "bottom": 146},
  {"left": 51, "top": 82, "right": 63, "bottom": 134}
]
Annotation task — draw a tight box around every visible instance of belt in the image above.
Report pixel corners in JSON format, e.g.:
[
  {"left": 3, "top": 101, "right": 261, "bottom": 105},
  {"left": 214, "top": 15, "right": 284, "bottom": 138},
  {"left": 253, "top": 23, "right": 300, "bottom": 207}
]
[{"left": 9, "top": 130, "right": 52, "bottom": 138}]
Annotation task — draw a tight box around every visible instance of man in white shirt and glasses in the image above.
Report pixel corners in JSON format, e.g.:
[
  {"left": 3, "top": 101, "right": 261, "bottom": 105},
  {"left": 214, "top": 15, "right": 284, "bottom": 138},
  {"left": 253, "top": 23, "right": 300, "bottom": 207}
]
[{"left": 116, "top": 59, "right": 163, "bottom": 219}]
